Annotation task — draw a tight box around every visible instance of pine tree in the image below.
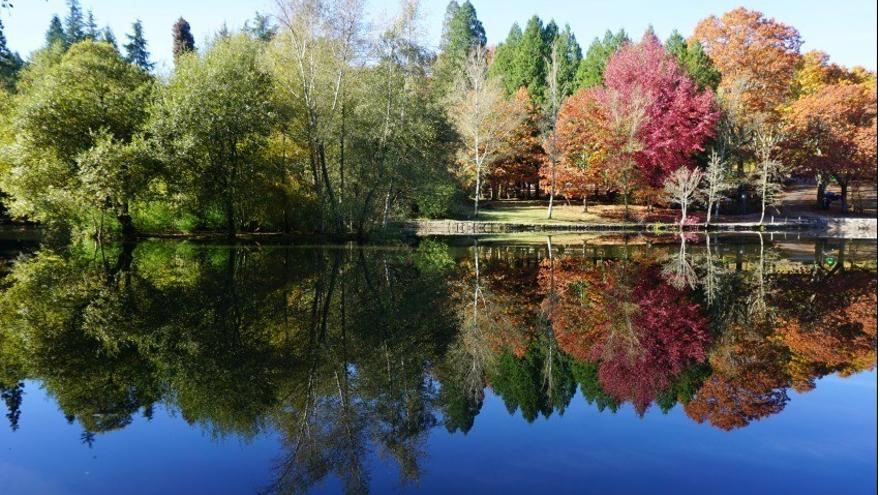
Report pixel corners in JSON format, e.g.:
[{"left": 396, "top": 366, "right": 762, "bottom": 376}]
[
  {"left": 489, "top": 23, "right": 523, "bottom": 95},
  {"left": 549, "top": 24, "right": 581, "bottom": 99},
  {"left": 574, "top": 29, "right": 629, "bottom": 89},
  {"left": 244, "top": 12, "right": 275, "bottom": 42},
  {"left": 0, "top": 17, "right": 23, "bottom": 91},
  {"left": 101, "top": 26, "right": 117, "bottom": 49},
  {"left": 512, "top": 16, "right": 547, "bottom": 103},
  {"left": 124, "top": 19, "right": 153, "bottom": 70},
  {"left": 63, "top": 0, "right": 85, "bottom": 46},
  {"left": 216, "top": 21, "right": 231, "bottom": 40},
  {"left": 433, "top": 0, "right": 486, "bottom": 97},
  {"left": 172, "top": 17, "right": 196, "bottom": 62},
  {"left": 84, "top": 9, "right": 98, "bottom": 39},
  {"left": 664, "top": 30, "right": 720, "bottom": 90},
  {"left": 45, "top": 14, "right": 65, "bottom": 47}
]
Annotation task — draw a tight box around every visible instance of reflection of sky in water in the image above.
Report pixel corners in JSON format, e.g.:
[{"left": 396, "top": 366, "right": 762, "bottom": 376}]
[{"left": 1, "top": 370, "right": 875, "bottom": 495}]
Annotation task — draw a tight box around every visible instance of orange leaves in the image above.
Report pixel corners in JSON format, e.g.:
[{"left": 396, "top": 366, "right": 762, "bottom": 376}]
[{"left": 692, "top": 7, "right": 802, "bottom": 114}]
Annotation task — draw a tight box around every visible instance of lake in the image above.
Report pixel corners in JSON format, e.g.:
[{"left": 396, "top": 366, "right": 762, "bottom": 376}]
[{"left": 0, "top": 233, "right": 875, "bottom": 494}]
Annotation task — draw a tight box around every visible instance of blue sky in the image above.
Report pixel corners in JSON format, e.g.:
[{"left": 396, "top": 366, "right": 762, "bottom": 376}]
[{"left": 2, "top": 0, "right": 876, "bottom": 73}]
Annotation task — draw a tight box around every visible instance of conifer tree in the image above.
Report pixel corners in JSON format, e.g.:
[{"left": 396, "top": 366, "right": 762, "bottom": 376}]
[
  {"left": 172, "top": 17, "right": 195, "bottom": 62},
  {"left": 574, "top": 29, "right": 629, "bottom": 89},
  {"left": 46, "top": 14, "right": 65, "bottom": 47},
  {"left": 63, "top": 0, "right": 85, "bottom": 46},
  {"left": 124, "top": 19, "right": 154, "bottom": 70}
]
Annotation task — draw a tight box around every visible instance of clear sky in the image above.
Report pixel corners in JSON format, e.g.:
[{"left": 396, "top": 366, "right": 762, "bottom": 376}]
[{"left": 2, "top": 0, "right": 876, "bottom": 74}]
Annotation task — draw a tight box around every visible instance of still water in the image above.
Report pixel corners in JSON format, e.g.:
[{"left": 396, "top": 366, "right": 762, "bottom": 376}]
[{"left": 0, "top": 234, "right": 875, "bottom": 494}]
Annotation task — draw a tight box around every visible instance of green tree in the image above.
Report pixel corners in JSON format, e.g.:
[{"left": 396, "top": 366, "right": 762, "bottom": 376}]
[
  {"left": 511, "top": 16, "right": 548, "bottom": 103},
  {"left": 63, "top": 0, "right": 85, "bottom": 46},
  {"left": 0, "top": 18, "right": 23, "bottom": 91},
  {"left": 0, "top": 41, "right": 153, "bottom": 233},
  {"left": 432, "top": 0, "right": 486, "bottom": 98},
  {"left": 45, "top": 15, "right": 66, "bottom": 47},
  {"left": 488, "top": 23, "right": 522, "bottom": 95},
  {"left": 150, "top": 35, "right": 273, "bottom": 238},
  {"left": 124, "top": 19, "right": 153, "bottom": 70},
  {"left": 84, "top": 9, "right": 98, "bottom": 40},
  {"left": 549, "top": 24, "right": 581, "bottom": 99},
  {"left": 171, "top": 17, "right": 195, "bottom": 63},
  {"left": 244, "top": 11, "right": 276, "bottom": 42},
  {"left": 574, "top": 29, "right": 629, "bottom": 89},
  {"left": 665, "top": 30, "right": 720, "bottom": 90},
  {"left": 101, "top": 26, "right": 117, "bottom": 49}
]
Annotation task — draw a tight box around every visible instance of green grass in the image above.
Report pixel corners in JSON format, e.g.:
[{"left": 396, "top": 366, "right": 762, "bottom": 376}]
[{"left": 472, "top": 201, "right": 634, "bottom": 224}]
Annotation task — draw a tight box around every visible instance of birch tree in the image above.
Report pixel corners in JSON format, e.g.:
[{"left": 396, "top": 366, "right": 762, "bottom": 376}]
[
  {"left": 663, "top": 166, "right": 704, "bottom": 226},
  {"left": 542, "top": 43, "right": 563, "bottom": 219},
  {"left": 702, "top": 149, "right": 729, "bottom": 227},
  {"left": 752, "top": 124, "right": 788, "bottom": 224},
  {"left": 448, "top": 46, "right": 525, "bottom": 217}
]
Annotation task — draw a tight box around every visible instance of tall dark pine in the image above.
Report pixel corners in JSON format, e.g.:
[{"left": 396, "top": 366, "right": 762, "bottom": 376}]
[
  {"left": 63, "top": 0, "right": 85, "bottom": 46},
  {"left": 172, "top": 17, "right": 195, "bottom": 62},
  {"left": 101, "top": 26, "right": 118, "bottom": 49},
  {"left": 0, "top": 17, "right": 23, "bottom": 91},
  {"left": 84, "top": 9, "right": 98, "bottom": 39},
  {"left": 46, "top": 14, "right": 65, "bottom": 47},
  {"left": 124, "top": 19, "right": 154, "bottom": 70}
]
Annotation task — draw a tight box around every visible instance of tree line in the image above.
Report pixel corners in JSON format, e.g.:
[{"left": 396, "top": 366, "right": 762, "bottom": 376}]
[{"left": 0, "top": 1, "right": 876, "bottom": 238}]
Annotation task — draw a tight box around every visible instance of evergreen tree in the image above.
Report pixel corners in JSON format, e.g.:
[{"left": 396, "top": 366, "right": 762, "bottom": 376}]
[
  {"left": 124, "top": 19, "right": 153, "bottom": 70},
  {"left": 244, "top": 12, "right": 275, "bottom": 42},
  {"left": 541, "top": 19, "right": 558, "bottom": 50},
  {"left": 439, "top": 1, "right": 461, "bottom": 50},
  {"left": 0, "top": 18, "right": 23, "bottom": 91},
  {"left": 216, "top": 22, "right": 231, "bottom": 41},
  {"left": 664, "top": 30, "right": 720, "bottom": 90},
  {"left": 64, "top": 0, "right": 85, "bottom": 46},
  {"left": 46, "top": 14, "right": 66, "bottom": 47},
  {"left": 550, "top": 24, "right": 581, "bottom": 99},
  {"left": 489, "top": 23, "right": 523, "bottom": 95},
  {"left": 84, "top": 9, "right": 98, "bottom": 40},
  {"left": 574, "top": 29, "right": 629, "bottom": 89},
  {"left": 511, "top": 16, "right": 547, "bottom": 103},
  {"left": 101, "top": 26, "right": 117, "bottom": 49},
  {"left": 172, "top": 17, "right": 196, "bottom": 62},
  {"left": 432, "top": 0, "right": 486, "bottom": 97}
]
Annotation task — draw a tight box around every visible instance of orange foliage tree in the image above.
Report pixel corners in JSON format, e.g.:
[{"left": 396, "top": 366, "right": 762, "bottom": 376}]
[
  {"left": 488, "top": 88, "right": 546, "bottom": 199},
  {"left": 692, "top": 7, "right": 802, "bottom": 114},
  {"left": 783, "top": 81, "right": 877, "bottom": 212}
]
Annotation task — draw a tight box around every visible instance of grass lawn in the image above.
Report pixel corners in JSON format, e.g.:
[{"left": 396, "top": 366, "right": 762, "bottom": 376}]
[{"left": 472, "top": 200, "right": 678, "bottom": 224}]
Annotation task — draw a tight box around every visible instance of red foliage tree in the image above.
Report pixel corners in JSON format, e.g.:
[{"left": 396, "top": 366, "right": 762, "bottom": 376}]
[{"left": 601, "top": 32, "right": 719, "bottom": 186}]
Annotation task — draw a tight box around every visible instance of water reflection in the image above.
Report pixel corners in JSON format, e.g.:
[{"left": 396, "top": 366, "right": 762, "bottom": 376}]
[{"left": 0, "top": 235, "right": 875, "bottom": 493}]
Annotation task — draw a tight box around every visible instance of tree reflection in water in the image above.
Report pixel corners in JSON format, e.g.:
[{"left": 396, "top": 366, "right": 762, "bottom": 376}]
[{"left": 0, "top": 235, "right": 875, "bottom": 492}]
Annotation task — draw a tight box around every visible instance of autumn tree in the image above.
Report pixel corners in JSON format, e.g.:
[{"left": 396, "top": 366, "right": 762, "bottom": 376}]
[
  {"left": 554, "top": 88, "right": 610, "bottom": 209},
  {"left": 488, "top": 88, "right": 544, "bottom": 199},
  {"left": 448, "top": 47, "right": 525, "bottom": 217},
  {"left": 692, "top": 8, "right": 802, "bottom": 114},
  {"left": 601, "top": 32, "right": 718, "bottom": 187},
  {"left": 784, "top": 81, "right": 877, "bottom": 212}
]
